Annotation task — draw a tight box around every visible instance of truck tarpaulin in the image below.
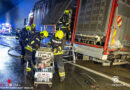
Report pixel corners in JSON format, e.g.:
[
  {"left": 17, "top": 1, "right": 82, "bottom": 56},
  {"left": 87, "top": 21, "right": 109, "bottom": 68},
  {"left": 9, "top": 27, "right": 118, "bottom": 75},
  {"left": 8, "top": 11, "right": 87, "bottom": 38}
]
[
  {"left": 33, "top": 0, "right": 72, "bottom": 25},
  {"left": 117, "top": 1, "right": 130, "bottom": 48},
  {"left": 75, "top": 0, "right": 111, "bottom": 36}
]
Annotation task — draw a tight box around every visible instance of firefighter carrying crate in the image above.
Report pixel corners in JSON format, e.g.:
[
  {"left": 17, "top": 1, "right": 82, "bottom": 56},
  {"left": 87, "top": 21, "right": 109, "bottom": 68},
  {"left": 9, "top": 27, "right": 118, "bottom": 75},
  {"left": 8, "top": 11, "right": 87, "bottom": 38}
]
[
  {"left": 25, "top": 30, "right": 49, "bottom": 71},
  {"left": 48, "top": 30, "right": 66, "bottom": 82},
  {"left": 27, "top": 24, "right": 37, "bottom": 43},
  {"left": 20, "top": 26, "right": 31, "bottom": 64}
]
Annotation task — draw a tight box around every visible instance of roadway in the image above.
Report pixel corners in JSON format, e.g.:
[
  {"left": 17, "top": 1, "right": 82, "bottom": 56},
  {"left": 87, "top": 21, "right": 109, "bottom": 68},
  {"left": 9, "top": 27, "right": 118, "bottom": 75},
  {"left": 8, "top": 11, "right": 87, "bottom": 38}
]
[{"left": 0, "top": 36, "right": 130, "bottom": 90}]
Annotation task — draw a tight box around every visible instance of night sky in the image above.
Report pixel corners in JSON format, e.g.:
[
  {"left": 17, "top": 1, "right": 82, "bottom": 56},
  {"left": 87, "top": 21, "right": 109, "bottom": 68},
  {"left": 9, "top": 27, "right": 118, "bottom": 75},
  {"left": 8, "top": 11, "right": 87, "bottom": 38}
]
[{"left": 0, "top": 0, "right": 23, "bottom": 16}]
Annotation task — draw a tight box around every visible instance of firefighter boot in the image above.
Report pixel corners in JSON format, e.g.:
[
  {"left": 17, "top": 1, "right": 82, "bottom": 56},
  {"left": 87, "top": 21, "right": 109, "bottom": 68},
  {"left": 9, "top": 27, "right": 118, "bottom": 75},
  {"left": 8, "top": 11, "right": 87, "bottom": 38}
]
[
  {"left": 21, "top": 55, "right": 25, "bottom": 65},
  {"left": 26, "top": 61, "right": 31, "bottom": 72},
  {"left": 60, "top": 76, "right": 65, "bottom": 82},
  {"left": 59, "top": 72, "right": 65, "bottom": 82}
]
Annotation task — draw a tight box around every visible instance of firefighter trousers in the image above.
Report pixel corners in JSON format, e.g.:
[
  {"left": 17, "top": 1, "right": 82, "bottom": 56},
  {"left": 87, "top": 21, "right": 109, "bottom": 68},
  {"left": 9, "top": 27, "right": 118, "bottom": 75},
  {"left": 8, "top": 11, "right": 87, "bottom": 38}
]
[
  {"left": 20, "top": 42, "right": 25, "bottom": 63},
  {"left": 25, "top": 50, "right": 36, "bottom": 66},
  {"left": 54, "top": 54, "right": 65, "bottom": 79}
]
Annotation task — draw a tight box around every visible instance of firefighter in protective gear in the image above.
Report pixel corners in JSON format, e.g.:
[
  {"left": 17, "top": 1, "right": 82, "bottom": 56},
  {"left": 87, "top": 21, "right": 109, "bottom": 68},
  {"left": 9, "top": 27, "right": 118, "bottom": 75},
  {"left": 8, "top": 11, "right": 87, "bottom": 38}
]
[
  {"left": 25, "top": 26, "right": 31, "bottom": 44},
  {"left": 26, "top": 25, "right": 31, "bottom": 31},
  {"left": 57, "top": 10, "right": 71, "bottom": 28},
  {"left": 20, "top": 25, "right": 31, "bottom": 64},
  {"left": 57, "top": 9, "right": 72, "bottom": 40},
  {"left": 25, "top": 30, "right": 48, "bottom": 71},
  {"left": 31, "top": 23, "right": 36, "bottom": 34},
  {"left": 49, "top": 30, "right": 66, "bottom": 82},
  {"left": 40, "top": 30, "right": 48, "bottom": 38},
  {"left": 27, "top": 23, "right": 37, "bottom": 42},
  {"left": 16, "top": 29, "right": 20, "bottom": 40}
]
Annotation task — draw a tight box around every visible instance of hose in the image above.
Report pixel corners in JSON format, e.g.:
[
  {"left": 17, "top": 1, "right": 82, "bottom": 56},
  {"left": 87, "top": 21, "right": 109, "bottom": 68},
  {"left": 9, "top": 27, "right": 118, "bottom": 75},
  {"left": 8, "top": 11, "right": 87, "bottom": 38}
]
[
  {"left": 0, "top": 43, "right": 12, "bottom": 48},
  {"left": 0, "top": 43, "right": 21, "bottom": 57},
  {"left": 8, "top": 46, "right": 21, "bottom": 58}
]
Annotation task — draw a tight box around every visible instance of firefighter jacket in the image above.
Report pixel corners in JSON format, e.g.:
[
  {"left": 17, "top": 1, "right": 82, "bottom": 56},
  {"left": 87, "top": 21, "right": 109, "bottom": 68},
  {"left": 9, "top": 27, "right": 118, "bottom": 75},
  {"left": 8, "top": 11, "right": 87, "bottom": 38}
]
[
  {"left": 25, "top": 32, "right": 41, "bottom": 52},
  {"left": 57, "top": 11, "right": 71, "bottom": 27},
  {"left": 31, "top": 28, "right": 36, "bottom": 35},
  {"left": 57, "top": 10, "right": 72, "bottom": 35},
  {"left": 28, "top": 28, "right": 36, "bottom": 42},
  {"left": 19, "top": 27, "right": 29, "bottom": 46},
  {"left": 16, "top": 30, "right": 20, "bottom": 39},
  {"left": 49, "top": 36, "right": 65, "bottom": 55},
  {"left": 62, "top": 14, "right": 70, "bottom": 26}
]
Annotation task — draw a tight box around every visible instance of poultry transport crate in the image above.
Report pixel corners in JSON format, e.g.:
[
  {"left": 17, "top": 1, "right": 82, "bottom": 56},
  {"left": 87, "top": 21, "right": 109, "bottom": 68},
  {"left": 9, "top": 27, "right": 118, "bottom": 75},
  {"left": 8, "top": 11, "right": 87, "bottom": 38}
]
[{"left": 34, "top": 47, "right": 54, "bottom": 87}]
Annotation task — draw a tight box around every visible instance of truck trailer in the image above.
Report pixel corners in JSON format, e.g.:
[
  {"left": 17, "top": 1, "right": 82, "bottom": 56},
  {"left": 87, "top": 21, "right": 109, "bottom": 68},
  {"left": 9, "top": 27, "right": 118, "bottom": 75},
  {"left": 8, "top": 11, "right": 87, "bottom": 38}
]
[
  {"left": 72, "top": 0, "right": 130, "bottom": 66},
  {"left": 31, "top": 0, "right": 130, "bottom": 66}
]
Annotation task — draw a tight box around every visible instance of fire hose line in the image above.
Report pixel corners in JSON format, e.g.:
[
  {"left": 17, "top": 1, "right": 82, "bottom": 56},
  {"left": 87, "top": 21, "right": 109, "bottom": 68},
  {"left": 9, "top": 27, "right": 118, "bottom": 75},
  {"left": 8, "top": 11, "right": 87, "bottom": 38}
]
[
  {"left": 0, "top": 43, "right": 12, "bottom": 48},
  {"left": 8, "top": 47, "right": 21, "bottom": 57},
  {"left": 0, "top": 43, "right": 21, "bottom": 57},
  {"left": 64, "top": 60, "right": 130, "bottom": 88},
  {"left": 0, "top": 42, "right": 72, "bottom": 58}
]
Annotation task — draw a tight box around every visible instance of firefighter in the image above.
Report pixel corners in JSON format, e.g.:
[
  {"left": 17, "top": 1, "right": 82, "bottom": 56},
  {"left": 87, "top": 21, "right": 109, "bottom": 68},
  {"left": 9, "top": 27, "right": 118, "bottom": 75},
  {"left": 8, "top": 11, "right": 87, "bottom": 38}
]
[
  {"left": 25, "top": 30, "right": 49, "bottom": 71},
  {"left": 49, "top": 30, "right": 66, "bottom": 82},
  {"left": 59, "top": 9, "right": 72, "bottom": 40},
  {"left": 27, "top": 23, "right": 37, "bottom": 42},
  {"left": 20, "top": 26, "right": 31, "bottom": 64},
  {"left": 25, "top": 26, "right": 32, "bottom": 43},
  {"left": 31, "top": 23, "right": 36, "bottom": 35},
  {"left": 62, "top": 10, "right": 71, "bottom": 27},
  {"left": 16, "top": 29, "right": 20, "bottom": 40}
]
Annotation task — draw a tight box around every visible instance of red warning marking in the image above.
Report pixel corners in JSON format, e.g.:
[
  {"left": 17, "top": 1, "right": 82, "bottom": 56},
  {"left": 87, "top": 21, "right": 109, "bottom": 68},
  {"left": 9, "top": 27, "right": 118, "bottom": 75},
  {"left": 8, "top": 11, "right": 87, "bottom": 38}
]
[
  {"left": 7, "top": 79, "right": 11, "bottom": 84},
  {"left": 117, "top": 15, "right": 120, "bottom": 18},
  {"left": 117, "top": 18, "right": 122, "bottom": 24},
  {"left": 117, "top": 15, "right": 122, "bottom": 28}
]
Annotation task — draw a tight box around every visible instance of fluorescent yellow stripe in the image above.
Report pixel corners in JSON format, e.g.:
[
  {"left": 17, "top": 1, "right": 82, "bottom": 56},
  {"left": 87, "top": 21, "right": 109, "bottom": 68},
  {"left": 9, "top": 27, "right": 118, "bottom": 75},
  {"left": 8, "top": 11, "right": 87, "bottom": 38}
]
[
  {"left": 61, "top": 26, "right": 67, "bottom": 28},
  {"left": 26, "top": 38, "right": 28, "bottom": 41},
  {"left": 53, "top": 48, "right": 64, "bottom": 55},
  {"left": 58, "top": 46, "right": 62, "bottom": 50},
  {"left": 25, "top": 45, "right": 33, "bottom": 52},
  {"left": 31, "top": 41, "right": 35, "bottom": 44},
  {"left": 59, "top": 22, "right": 62, "bottom": 23},
  {"left": 53, "top": 51, "right": 64, "bottom": 55},
  {"left": 26, "top": 67, "right": 31, "bottom": 72},
  {"left": 21, "top": 55, "right": 24, "bottom": 58},
  {"left": 59, "top": 72, "right": 65, "bottom": 77}
]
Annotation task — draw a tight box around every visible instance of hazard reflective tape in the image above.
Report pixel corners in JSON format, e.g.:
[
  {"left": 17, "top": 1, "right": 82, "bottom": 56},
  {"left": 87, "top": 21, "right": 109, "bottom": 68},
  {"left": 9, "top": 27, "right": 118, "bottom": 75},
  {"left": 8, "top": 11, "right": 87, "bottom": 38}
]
[
  {"left": 53, "top": 51, "right": 64, "bottom": 55},
  {"left": 117, "top": 15, "right": 122, "bottom": 28},
  {"left": 25, "top": 45, "right": 33, "bottom": 52},
  {"left": 26, "top": 38, "right": 29, "bottom": 41},
  {"left": 31, "top": 41, "right": 35, "bottom": 44},
  {"left": 61, "top": 26, "right": 67, "bottom": 29},
  {"left": 59, "top": 72, "right": 65, "bottom": 77},
  {"left": 111, "top": 29, "right": 117, "bottom": 46}
]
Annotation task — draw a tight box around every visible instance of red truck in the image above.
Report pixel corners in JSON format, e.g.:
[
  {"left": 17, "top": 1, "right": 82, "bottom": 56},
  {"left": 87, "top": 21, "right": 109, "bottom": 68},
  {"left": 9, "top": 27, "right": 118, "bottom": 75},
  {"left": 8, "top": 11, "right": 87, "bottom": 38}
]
[{"left": 72, "top": 0, "right": 130, "bottom": 66}]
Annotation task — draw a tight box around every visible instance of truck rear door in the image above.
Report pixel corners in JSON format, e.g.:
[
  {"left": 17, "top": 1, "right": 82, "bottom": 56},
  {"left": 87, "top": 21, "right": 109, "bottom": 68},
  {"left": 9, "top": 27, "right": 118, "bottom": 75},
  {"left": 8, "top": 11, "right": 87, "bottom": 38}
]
[
  {"left": 109, "top": 0, "right": 130, "bottom": 50},
  {"left": 118, "top": 0, "right": 130, "bottom": 49}
]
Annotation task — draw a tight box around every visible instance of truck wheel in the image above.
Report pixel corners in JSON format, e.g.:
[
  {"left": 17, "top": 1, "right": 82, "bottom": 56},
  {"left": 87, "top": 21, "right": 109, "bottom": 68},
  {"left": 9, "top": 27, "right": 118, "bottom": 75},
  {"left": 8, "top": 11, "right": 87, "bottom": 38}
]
[
  {"left": 48, "top": 84, "right": 52, "bottom": 88},
  {"left": 34, "top": 84, "right": 38, "bottom": 88},
  {"left": 77, "top": 53, "right": 83, "bottom": 60}
]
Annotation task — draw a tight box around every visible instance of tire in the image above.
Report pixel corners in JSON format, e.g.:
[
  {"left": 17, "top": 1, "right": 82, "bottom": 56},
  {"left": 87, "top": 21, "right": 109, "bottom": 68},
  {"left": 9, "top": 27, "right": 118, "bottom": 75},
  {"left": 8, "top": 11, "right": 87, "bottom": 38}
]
[{"left": 48, "top": 84, "right": 52, "bottom": 88}]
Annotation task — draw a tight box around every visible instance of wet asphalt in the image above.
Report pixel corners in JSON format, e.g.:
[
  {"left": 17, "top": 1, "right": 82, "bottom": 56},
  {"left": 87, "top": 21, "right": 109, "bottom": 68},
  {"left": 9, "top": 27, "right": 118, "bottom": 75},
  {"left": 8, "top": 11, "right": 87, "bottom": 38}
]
[{"left": 0, "top": 36, "right": 130, "bottom": 90}]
